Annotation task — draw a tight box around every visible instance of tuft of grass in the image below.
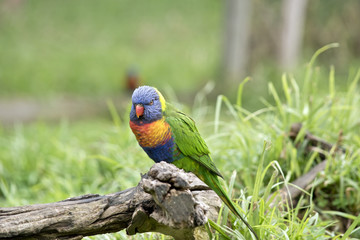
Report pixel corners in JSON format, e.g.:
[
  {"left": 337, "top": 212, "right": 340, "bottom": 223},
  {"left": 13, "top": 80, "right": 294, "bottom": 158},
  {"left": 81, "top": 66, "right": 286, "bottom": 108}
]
[
  {"left": 1, "top": 45, "right": 360, "bottom": 239},
  {"left": 0, "top": 117, "right": 153, "bottom": 207},
  {"left": 207, "top": 44, "right": 360, "bottom": 239}
]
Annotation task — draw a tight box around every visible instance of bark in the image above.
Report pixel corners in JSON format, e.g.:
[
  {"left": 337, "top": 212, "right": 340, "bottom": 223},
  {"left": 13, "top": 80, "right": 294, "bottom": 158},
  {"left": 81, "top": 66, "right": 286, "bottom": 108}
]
[
  {"left": 222, "top": 0, "right": 252, "bottom": 85},
  {"left": 0, "top": 162, "right": 221, "bottom": 240},
  {"left": 279, "top": 0, "right": 308, "bottom": 69}
]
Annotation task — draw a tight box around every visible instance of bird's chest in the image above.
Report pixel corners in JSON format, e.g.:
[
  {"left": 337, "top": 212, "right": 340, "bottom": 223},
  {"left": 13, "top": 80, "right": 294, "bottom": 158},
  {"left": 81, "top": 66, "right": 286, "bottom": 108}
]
[
  {"left": 129, "top": 119, "right": 172, "bottom": 148},
  {"left": 130, "top": 119, "right": 177, "bottom": 162}
]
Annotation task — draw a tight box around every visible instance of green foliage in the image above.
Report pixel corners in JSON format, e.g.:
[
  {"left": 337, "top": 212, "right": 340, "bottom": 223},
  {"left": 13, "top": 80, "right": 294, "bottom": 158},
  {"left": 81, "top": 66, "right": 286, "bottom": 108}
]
[
  {"left": 1, "top": 45, "right": 360, "bottom": 238},
  {"left": 206, "top": 44, "right": 360, "bottom": 239},
  {"left": 0, "top": 118, "right": 153, "bottom": 206}
]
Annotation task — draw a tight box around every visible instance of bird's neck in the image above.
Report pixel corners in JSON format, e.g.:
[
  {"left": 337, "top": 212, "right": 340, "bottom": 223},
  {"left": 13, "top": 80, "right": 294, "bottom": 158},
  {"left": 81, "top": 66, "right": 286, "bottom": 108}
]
[{"left": 129, "top": 117, "right": 172, "bottom": 148}]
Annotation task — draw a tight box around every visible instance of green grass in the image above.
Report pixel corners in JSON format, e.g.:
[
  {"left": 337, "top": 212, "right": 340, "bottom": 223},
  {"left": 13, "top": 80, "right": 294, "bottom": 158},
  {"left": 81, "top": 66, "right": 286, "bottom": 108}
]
[
  {"left": 2, "top": 0, "right": 359, "bottom": 114},
  {"left": 0, "top": 0, "right": 221, "bottom": 97},
  {"left": 0, "top": 117, "right": 153, "bottom": 206},
  {"left": 205, "top": 45, "right": 360, "bottom": 239},
  {"left": 1, "top": 1, "right": 360, "bottom": 238},
  {"left": 1, "top": 47, "right": 360, "bottom": 239}
]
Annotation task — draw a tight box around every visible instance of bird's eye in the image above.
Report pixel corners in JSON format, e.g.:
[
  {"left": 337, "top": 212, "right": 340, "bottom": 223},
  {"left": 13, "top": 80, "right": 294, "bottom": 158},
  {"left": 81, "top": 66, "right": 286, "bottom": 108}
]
[{"left": 149, "top": 100, "right": 154, "bottom": 105}]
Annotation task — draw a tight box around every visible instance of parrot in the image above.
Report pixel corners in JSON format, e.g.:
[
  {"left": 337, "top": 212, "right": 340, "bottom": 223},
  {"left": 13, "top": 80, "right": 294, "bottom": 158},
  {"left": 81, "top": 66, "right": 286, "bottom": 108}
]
[{"left": 129, "top": 86, "right": 258, "bottom": 239}]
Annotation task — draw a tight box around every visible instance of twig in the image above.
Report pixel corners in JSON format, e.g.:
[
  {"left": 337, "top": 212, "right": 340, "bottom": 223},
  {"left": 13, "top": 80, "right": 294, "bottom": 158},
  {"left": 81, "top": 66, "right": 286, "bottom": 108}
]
[{"left": 270, "top": 123, "right": 346, "bottom": 205}]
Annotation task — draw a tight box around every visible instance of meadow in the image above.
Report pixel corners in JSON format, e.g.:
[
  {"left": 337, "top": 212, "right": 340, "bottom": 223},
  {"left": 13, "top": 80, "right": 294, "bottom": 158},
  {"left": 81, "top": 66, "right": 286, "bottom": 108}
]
[
  {"left": 1, "top": 1, "right": 360, "bottom": 239},
  {"left": 0, "top": 0, "right": 221, "bottom": 97},
  {"left": 1, "top": 46, "right": 360, "bottom": 239}
]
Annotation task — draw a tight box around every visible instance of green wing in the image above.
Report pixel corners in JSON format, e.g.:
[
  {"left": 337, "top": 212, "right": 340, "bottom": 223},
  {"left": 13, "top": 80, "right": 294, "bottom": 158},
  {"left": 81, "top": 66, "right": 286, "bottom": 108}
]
[
  {"left": 164, "top": 104, "right": 223, "bottom": 178},
  {"left": 165, "top": 104, "right": 258, "bottom": 240}
]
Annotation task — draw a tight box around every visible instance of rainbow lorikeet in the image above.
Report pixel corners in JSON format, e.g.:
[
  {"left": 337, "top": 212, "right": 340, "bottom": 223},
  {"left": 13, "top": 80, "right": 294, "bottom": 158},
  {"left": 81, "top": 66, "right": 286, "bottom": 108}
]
[{"left": 129, "top": 86, "right": 258, "bottom": 239}]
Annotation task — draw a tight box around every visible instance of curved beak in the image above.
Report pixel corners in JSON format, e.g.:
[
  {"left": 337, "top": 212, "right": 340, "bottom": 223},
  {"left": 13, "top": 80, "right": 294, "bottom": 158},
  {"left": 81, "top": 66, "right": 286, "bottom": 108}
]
[{"left": 135, "top": 104, "right": 144, "bottom": 118}]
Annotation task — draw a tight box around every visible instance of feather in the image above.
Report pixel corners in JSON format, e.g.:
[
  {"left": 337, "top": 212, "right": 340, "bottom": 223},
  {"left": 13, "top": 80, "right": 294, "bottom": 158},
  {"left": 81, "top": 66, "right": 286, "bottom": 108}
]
[{"left": 129, "top": 86, "right": 258, "bottom": 239}]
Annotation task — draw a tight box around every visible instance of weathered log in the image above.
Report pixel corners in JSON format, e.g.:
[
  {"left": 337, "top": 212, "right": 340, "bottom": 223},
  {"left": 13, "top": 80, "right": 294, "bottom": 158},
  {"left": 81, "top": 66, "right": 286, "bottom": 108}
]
[{"left": 0, "top": 162, "right": 221, "bottom": 240}]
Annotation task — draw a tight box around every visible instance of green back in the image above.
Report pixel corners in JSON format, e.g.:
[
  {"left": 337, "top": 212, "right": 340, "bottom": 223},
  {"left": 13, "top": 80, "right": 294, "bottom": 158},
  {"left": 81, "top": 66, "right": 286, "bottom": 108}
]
[{"left": 164, "top": 104, "right": 223, "bottom": 178}]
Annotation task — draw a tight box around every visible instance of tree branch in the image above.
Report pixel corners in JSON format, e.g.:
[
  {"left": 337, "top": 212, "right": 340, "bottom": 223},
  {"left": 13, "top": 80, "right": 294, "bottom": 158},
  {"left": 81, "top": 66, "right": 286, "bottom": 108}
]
[{"left": 0, "top": 162, "right": 221, "bottom": 240}]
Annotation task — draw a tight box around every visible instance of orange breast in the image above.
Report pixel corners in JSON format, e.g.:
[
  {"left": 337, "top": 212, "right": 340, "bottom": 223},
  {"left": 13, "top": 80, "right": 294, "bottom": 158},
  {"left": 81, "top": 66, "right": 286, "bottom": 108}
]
[{"left": 129, "top": 118, "right": 172, "bottom": 148}]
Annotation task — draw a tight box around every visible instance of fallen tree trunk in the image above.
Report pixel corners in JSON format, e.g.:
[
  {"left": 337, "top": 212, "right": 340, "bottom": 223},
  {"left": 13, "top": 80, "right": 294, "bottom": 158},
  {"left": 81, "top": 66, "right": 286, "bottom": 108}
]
[{"left": 0, "top": 162, "right": 221, "bottom": 240}]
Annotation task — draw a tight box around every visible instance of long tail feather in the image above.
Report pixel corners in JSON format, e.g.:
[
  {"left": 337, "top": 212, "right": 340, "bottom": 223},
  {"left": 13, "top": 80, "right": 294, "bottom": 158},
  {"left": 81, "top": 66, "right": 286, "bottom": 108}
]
[{"left": 204, "top": 174, "right": 259, "bottom": 240}]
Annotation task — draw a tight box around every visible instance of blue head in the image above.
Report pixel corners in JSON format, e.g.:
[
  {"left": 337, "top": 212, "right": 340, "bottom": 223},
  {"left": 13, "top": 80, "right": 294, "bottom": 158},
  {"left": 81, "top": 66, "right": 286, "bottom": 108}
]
[{"left": 130, "top": 86, "right": 166, "bottom": 123}]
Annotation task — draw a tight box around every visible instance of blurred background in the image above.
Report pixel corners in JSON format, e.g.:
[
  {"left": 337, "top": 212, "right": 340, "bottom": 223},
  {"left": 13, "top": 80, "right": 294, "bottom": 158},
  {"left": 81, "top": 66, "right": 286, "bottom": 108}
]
[
  {"left": 0, "top": 0, "right": 360, "bottom": 238},
  {"left": 1, "top": 0, "right": 359, "bottom": 122}
]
